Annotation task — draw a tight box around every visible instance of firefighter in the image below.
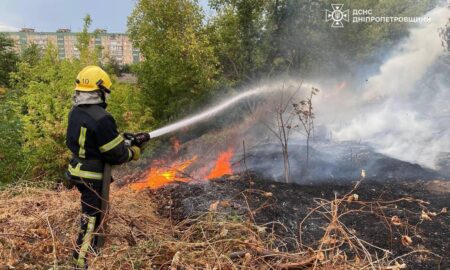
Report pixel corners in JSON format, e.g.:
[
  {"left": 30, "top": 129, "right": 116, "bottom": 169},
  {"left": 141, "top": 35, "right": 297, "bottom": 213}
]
[{"left": 66, "top": 66, "right": 149, "bottom": 268}]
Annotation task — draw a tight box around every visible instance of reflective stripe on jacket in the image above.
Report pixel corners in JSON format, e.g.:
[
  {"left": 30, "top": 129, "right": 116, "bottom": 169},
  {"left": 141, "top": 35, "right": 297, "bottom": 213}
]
[{"left": 66, "top": 104, "right": 133, "bottom": 180}]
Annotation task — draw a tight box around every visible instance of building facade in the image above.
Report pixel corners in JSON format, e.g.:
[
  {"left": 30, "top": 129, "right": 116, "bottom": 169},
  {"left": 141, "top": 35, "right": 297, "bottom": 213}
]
[{"left": 3, "top": 28, "right": 142, "bottom": 66}]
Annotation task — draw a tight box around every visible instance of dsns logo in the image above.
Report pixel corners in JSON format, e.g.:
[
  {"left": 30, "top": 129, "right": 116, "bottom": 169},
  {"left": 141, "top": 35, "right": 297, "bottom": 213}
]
[{"left": 325, "top": 4, "right": 349, "bottom": 28}]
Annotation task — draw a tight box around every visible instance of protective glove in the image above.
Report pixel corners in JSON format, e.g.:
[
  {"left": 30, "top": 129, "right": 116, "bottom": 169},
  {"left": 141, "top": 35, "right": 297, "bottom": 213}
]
[
  {"left": 123, "top": 132, "right": 151, "bottom": 147},
  {"left": 129, "top": 146, "right": 141, "bottom": 161},
  {"left": 134, "top": 132, "right": 151, "bottom": 147}
]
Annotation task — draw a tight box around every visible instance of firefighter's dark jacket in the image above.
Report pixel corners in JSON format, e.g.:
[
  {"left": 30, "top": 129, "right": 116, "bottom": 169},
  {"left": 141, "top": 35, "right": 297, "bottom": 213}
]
[{"left": 66, "top": 103, "right": 132, "bottom": 180}]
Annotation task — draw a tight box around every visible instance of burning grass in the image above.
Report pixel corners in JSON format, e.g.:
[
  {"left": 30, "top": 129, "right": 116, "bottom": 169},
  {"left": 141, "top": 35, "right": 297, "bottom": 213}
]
[
  {"left": 129, "top": 145, "right": 236, "bottom": 191},
  {"left": 0, "top": 177, "right": 448, "bottom": 269}
]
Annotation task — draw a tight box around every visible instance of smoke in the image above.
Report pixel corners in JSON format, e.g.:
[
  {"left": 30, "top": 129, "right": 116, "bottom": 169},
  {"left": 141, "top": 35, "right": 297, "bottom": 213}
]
[
  {"left": 235, "top": 5, "right": 450, "bottom": 181},
  {"left": 323, "top": 5, "right": 450, "bottom": 169},
  {"left": 151, "top": 5, "right": 449, "bottom": 181}
]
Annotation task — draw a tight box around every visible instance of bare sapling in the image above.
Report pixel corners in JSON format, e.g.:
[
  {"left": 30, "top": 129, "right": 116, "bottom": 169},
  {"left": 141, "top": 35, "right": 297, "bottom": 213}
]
[
  {"left": 293, "top": 87, "right": 319, "bottom": 175},
  {"left": 263, "top": 82, "right": 303, "bottom": 183}
]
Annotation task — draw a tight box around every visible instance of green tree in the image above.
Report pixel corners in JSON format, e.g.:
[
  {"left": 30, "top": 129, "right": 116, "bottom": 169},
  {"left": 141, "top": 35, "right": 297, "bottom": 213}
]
[
  {"left": 128, "top": 0, "right": 218, "bottom": 121},
  {"left": 208, "top": 0, "right": 269, "bottom": 83},
  {"left": 209, "top": 0, "right": 439, "bottom": 78},
  {"left": 103, "top": 53, "right": 122, "bottom": 77},
  {"left": 10, "top": 45, "right": 78, "bottom": 179},
  {"left": 0, "top": 34, "right": 19, "bottom": 87},
  {"left": 8, "top": 15, "right": 153, "bottom": 181},
  {"left": 77, "top": 14, "right": 102, "bottom": 66},
  {"left": 0, "top": 89, "right": 25, "bottom": 184},
  {"left": 261, "top": 0, "right": 439, "bottom": 75},
  {"left": 21, "top": 43, "right": 41, "bottom": 66},
  {"left": 108, "top": 82, "right": 154, "bottom": 132}
]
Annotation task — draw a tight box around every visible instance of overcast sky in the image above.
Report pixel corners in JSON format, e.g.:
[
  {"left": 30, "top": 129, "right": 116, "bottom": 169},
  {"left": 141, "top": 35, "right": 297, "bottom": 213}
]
[{"left": 0, "top": 0, "right": 210, "bottom": 33}]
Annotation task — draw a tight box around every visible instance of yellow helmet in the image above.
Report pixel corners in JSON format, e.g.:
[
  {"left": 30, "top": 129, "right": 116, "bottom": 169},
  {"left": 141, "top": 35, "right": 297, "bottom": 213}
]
[{"left": 75, "top": 65, "right": 112, "bottom": 92}]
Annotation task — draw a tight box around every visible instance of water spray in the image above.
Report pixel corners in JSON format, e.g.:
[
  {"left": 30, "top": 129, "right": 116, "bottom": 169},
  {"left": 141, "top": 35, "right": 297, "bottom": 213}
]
[
  {"left": 147, "top": 88, "right": 262, "bottom": 138},
  {"left": 146, "top": 85, "right": 263, "bottom": 138},
  {"left": 145, "top": 81, "right": 313, "bottom": 139}
]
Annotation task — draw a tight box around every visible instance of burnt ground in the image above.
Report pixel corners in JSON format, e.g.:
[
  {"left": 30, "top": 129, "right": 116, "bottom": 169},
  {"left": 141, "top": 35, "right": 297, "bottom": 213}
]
[{"left": 148, "top": 176, "right": 450, "bottom": 269}]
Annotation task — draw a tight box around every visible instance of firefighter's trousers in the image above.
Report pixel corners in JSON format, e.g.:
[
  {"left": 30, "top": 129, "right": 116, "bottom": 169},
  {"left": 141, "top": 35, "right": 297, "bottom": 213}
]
[{"left": 72, "top": 180, "right": 104, "bottom": 268}]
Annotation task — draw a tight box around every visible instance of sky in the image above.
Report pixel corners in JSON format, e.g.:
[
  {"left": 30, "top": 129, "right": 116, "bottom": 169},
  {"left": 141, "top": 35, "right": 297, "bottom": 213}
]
[{"left": 0, "top": 0, "right": 210, "bottom": 33}]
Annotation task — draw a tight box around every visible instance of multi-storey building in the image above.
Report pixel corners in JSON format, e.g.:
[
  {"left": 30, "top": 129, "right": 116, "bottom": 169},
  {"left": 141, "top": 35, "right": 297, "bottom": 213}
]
[{"left": 3, "top": 28, "right": 142, "bottom": 66}]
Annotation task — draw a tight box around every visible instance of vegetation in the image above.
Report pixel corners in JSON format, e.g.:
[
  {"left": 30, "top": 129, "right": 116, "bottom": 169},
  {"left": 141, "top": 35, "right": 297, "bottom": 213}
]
[
  {"left": 0, "top": 0, "right": 438, "bottom": 183},
  {"left": 1, "top": 15, "right": 153, "bottom": 183},
  {"left": 0, "top": 33, "right": 19, "bottom": 87},
  {"left": 128, "top": 0, "right": 218, "bottom": 121},
  {"left": 0, "top": 89, "right": 24, "bottom": 183},
  {"left": 1, "top": 177, "right": 446, "bottom": 268},
  {"left": 0, "top": 1, "right": 446, "bottom": 269},
  {"left": 293, "top": 87, "right": 319, "bottom": 171}
]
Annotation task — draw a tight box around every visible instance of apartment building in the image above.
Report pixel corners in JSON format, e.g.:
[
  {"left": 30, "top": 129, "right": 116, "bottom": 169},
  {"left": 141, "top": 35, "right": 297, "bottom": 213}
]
[{"left": 3, "top": 28, "right": 142, "bottom": 66}]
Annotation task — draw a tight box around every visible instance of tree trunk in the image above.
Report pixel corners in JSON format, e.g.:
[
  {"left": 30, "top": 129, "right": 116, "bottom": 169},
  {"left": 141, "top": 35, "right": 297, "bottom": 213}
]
[{"left": 283, "top": 145, "right": 290, "bottom": 183}]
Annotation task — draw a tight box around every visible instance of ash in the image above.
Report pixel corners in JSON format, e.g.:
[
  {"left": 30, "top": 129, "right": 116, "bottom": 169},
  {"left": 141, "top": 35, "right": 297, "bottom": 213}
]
[
  {"left": 235, "top": 140, "right": 444, "bottom": 183},
  {"left": 150, "top": 176, "right": 449, "bottom": 269}
]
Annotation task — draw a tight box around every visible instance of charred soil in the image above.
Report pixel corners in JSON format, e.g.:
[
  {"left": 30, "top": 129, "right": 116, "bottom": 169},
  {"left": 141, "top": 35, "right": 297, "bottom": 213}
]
[
  {"left": 0, "top": 176, "right": 448, "bottom": 269},
  {"left": 151, "top": 176, "right": 450, "bottom": 269}
]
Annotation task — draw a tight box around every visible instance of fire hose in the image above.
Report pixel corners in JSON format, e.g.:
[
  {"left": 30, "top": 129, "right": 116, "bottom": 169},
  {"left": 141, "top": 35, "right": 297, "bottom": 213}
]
[
  {"left": 95, "top": 84, "right": 268, "bottom": 247},
  {"left": 92, "top": 84, "right": 271, "bottom": 248},
  {"left": 96, "top": 132, "right": 151, "bottom": 248}
]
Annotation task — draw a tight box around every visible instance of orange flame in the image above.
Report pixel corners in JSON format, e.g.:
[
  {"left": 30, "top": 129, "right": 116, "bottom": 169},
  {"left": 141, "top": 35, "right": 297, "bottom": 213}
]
[
  {"left": 131, "top": 148, "right": 235, "bottom": 190},
  {"left": 207, "top": 148, "right": 234, "bottom": 179},
  {"left": 131, "top": 156, "right": 197, "bottom": 190}
]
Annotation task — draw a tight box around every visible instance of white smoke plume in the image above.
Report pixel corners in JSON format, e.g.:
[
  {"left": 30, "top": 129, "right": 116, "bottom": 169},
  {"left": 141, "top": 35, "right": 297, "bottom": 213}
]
[
  {"left": 326, "top": 5, "right": 450, "bottom": 169},
  {"left": 152, "top": 5, "right": 449, "bottom": 175}
]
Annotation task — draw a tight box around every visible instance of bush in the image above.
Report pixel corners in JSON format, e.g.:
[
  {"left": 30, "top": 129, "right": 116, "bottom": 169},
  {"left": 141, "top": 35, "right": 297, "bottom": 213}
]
[
  {"left": 0, "top": 89, "right": 25, "bottom": 184},
  {"left": 128, "top": 0, "right": 218, "bottom": 121},
  {"left": 7, "top": 15, "right": 154, "bottom": 182},
  {"left": 10, "top": 45, "right": 84, "bottom": 180},
  {"left": 0, "top": 33, "right": 19, "bottom": 87},
  {"left": 107, "top": 81, "right": 154, "bottom": 132}
]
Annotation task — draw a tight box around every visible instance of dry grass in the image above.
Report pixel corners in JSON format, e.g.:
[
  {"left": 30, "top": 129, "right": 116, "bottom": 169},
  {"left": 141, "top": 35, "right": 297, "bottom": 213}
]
[
  {"left": 0, "top": 183, "right": 165, "bottom": 269},
  {"left": 0, "top": 180, "right": 442, "bottom": 269},
  {"left": 297, "top": 180, "right": 444, "bottom": 270}
]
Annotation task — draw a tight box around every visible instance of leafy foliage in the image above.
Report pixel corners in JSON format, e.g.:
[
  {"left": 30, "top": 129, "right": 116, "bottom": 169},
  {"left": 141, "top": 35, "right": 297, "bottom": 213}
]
[
  {"left": 207, "top": 0, "right": 438, "bottom": 78},
  {"left": 208, "top": 0, "right": 269, "bottom": 83},
  {"left": 103, "top": 54, "right": 122, "bottom": 77},
  {"left": 0, "top": 0, "right": 440, "bottom": 184},
  {"left": 20, "top": 43, "right": 41, "bottom": 66},
  {"left": 77, "top": 14, "right": 101, "bottom": 63},
  {"left": 128, "top": 0, "right": 219, "bottom": 121},
  {"left": 107, "top": 82, "right": 154, "bottom": 132},
  {"left": 4, "top": 16, "right": 153, "bottom": 182},
  {"left": 15, "top": 46, "right": 84, "bottom": 180},
  {"left": 0, "top": 89, "right": 25, "bottom": 184},
  {"left": 0, "top": 34, "right": 19, "bottom": 87}
]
